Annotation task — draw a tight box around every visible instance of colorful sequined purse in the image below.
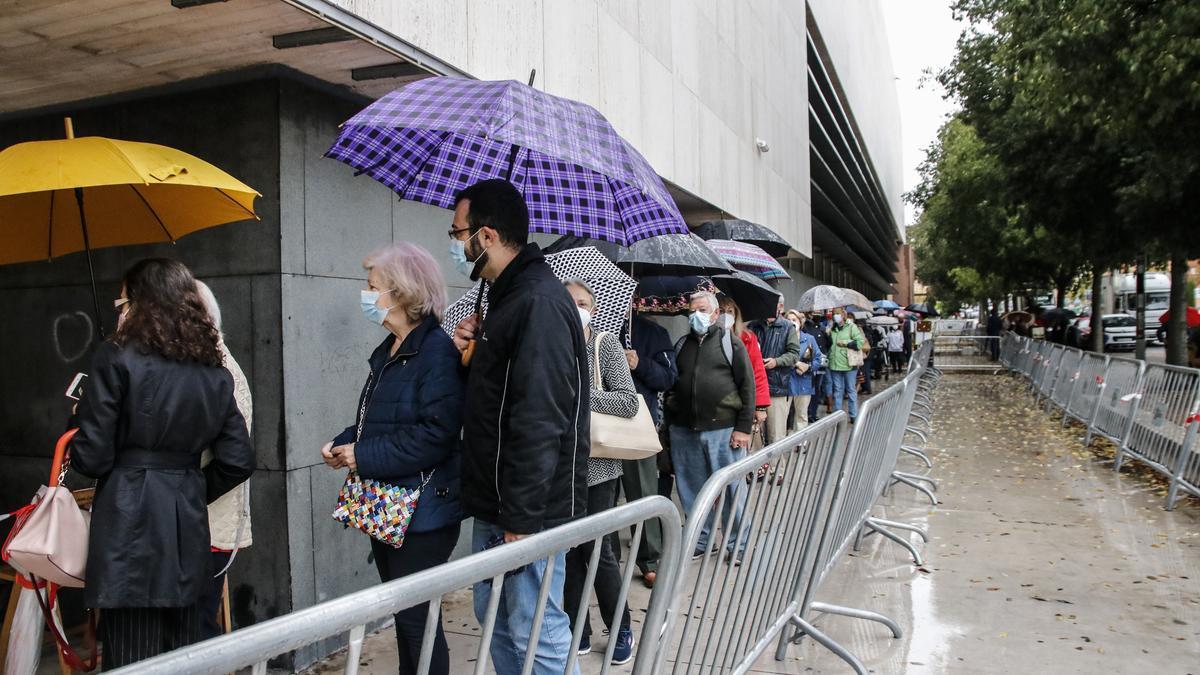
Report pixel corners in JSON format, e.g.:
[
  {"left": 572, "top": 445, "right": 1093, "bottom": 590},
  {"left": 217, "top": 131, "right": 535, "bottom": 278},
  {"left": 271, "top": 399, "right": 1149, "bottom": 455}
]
[
  {"left": 332, "top": 471, "right": 431, "bottom": 548},
  {"left": 331, "top": 370, "right": 433, "bottom": 548}
]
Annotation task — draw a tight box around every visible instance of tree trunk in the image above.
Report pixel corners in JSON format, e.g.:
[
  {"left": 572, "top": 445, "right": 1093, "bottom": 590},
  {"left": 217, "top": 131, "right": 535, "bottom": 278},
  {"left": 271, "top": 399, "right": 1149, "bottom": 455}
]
[
  {"left": 1166, "top": 253, "right": 1189, "bottom": 366},
  {"left": 1056, "top": 285, "right": 1066, "bottom": 309},
  {"left": 1090, "top": 265, "right": 1104, "bottom": 353}
]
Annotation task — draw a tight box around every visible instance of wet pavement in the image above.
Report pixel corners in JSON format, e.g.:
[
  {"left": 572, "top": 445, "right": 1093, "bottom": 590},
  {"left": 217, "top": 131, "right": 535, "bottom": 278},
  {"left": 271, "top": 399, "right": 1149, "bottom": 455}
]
[{"left": 306, "top": 374, "right": 1200, "bottom": 674}]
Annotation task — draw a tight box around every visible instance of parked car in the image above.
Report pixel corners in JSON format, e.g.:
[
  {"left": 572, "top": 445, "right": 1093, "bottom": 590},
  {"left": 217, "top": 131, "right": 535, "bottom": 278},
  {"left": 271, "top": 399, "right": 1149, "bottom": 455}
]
[{"left": 1068, "top": 315, "right": 1138, "bottom": 351}]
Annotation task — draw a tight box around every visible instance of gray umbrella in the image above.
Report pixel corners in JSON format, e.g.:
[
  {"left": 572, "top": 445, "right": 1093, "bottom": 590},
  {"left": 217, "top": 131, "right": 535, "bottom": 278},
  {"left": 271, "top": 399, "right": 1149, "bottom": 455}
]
[
  {"left": 796, "top": 285, "right": 850, "bottom": 312},
  {"left": 692, "top": 219, "right": 792, "bottom": 257},
  {"left": 544, "top": 233, "right": 733, "bottom": 277}
]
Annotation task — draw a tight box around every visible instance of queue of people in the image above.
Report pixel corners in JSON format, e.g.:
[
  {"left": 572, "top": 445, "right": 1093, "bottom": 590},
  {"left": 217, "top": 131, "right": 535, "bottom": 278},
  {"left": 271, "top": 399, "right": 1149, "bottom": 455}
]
[{"left": 64, "top": 178, "right": 893, "bottom": 673}]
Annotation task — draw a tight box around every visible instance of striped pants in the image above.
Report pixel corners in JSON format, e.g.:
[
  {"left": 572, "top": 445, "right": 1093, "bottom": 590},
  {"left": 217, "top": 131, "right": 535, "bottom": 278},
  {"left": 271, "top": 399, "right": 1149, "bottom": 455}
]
[{"left": 99, "top": 605, "right": 203, "bottom": 670}]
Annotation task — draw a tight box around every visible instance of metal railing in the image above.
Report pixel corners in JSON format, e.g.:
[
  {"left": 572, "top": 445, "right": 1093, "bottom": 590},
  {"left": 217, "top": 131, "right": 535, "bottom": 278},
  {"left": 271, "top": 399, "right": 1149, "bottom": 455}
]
[
  {"left": 1118, "top": 363, "right": 1200, "bottom": 510},
  {"left": 929, "top": 336, "right": 1002, "bottom": 372},
  {"left": 112, "top": 497, "right": 683, "bottom": 675},
  {"left": 657, "top": 414, "right": 850, "bottom": 675},
  {"left": 1004, "top": 335, "right": 1200, "bottom": 511}
]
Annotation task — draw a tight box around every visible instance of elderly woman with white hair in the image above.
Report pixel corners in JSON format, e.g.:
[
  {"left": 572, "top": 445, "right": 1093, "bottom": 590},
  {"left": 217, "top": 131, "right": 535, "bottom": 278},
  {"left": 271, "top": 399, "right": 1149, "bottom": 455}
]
[
  {"left": 319, "top": 242, "right": 465, "bottom": 675},
  {"left": 194, "top": 280, "right": 254, "bottom": 640}
]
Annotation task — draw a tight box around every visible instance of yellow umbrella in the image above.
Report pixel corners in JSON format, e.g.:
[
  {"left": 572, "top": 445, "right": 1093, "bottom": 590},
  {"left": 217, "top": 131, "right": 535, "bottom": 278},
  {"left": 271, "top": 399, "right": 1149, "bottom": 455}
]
[{"left": 0, "top": 119, "right": 260, "bottom": 335}]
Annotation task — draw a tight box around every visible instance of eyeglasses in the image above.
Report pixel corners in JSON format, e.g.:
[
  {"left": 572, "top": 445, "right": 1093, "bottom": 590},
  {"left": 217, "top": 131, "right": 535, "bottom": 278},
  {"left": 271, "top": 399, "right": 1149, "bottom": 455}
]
[{"left": 447, "top": 226, "right": 471, "bottom": 240}]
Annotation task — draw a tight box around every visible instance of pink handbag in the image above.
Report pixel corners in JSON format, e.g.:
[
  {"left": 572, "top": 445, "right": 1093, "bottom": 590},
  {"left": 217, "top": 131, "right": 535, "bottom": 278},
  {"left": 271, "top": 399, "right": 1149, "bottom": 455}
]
[{"left": 3, "top": 429, "right": 89, "bottom": 587}]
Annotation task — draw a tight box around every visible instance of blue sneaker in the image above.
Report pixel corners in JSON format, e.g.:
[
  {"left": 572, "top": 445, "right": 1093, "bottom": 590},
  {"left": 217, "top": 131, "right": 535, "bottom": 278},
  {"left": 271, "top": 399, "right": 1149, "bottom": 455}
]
[
  {"left": 577, "top": 633, "right": 591, "bottom": 656},
  {"left": 612, "top": 627, "right": 635, "bottom": 665}
]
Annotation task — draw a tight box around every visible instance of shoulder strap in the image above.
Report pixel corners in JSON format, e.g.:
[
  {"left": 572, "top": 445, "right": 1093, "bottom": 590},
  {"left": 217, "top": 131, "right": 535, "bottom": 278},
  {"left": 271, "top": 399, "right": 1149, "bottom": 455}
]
[
  {"left": 721, "top": 328, "right": 733, "bottom": 365},
  {"left": 593, "top": 331, "right": 606, "bottom": 388},
  {"left": 674, "top": 334, "right": 686, "bottom": 355}
]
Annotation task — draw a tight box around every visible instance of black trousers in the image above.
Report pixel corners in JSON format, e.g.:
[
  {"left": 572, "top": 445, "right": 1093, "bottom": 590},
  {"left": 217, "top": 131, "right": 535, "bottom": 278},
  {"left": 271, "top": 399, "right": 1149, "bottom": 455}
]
[
  {"left": 99, "top": 605, "right": 203, "bottom": 671},
  {"left": 370, "top": 523, "right": 462, "bottom": 675},
  {"left": 197, "top": 551, "right": 232, "bottom": 639},
  {"left": 564, "top": 479, "right": 631, "bottom": 639}
]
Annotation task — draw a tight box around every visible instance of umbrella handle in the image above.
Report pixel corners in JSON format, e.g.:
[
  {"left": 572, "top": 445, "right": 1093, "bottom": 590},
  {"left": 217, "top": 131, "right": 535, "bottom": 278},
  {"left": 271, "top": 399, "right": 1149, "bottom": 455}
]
[{"left": 461, "top": 339, "right": 477, "bottom": 367}]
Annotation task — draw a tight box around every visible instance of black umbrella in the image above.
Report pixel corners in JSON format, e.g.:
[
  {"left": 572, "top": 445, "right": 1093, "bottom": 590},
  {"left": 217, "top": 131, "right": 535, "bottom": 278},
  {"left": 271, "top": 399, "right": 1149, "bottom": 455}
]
[
  {"left": 712, "top": 271, "right": 782, "bottom": 322},
  {"left": 692, "top": 219, "right": 792, "bottom": 258},
  {"left": 544, "top": 233, "right": 733, "bottom": 277},
  {"left": 906, "top": 302, "right": 940, "bottom": 317},
  {"left": 1041, "top": 307, "right": 1077, "bottom": 324}
]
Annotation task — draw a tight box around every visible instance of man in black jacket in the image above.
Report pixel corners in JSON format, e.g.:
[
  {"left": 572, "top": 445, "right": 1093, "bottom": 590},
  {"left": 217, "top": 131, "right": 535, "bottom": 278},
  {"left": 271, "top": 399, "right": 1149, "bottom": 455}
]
[
  {"left": 450, "top": 179, "right": 587, "bottom": 675},
  {"left": 749, "top": 300, "right": 801, "bottom": 446},
  {"left": 665, "top": 291, "right": 756, "bottom": 558}
]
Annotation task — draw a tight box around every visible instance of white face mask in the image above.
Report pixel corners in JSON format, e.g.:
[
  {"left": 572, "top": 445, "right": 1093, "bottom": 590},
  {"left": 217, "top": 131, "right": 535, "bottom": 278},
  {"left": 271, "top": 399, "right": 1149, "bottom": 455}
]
[
  {"left": 578, "top": 307, "right": 592, "bottom": 326},
  {"left": 719, "top": 314, "right": 734, "bottom": 330},
  {"left": 833, "top": 314, "right": 845, "bottom": 325}
]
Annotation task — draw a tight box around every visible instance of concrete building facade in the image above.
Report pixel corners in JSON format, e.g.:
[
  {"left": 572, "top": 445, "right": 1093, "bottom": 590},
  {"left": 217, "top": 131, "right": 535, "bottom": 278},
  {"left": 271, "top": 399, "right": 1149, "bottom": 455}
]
[{"left": 0, "top": 1, "right": 901, "bottom": 668}]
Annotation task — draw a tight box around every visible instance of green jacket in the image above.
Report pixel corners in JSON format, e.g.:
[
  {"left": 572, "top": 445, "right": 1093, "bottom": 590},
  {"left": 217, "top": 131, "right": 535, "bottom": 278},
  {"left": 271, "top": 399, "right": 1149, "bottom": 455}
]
[{"left": 827, "top": 321, "right": 866, "bottom": 372}]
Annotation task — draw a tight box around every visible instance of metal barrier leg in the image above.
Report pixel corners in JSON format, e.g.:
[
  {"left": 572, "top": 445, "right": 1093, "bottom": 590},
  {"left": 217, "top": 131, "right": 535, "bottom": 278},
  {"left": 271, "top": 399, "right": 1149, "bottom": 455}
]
[
  {"left": 852, "top": 524, "right": 866, "bottom": 552},
  {"left": 893, "top": 470, "right": 938, "bottom": 491},
  {"left": 891, "top": 473, "right": 938, "bottom": 505},
  {"left": 809, "top": 601, "right": 903, "bottom": 638},
  {"left": 901, "top": 446, "right": 933, "bottom": 468},
  {"left": 906, "top": 427, "right": 929, "bottom": 445},
  {"left": 786, "top": 616, "right": 868, "bottom": 675},
  {"left": 344, "top": 624, "right": 366, "bottom": 675},
  {"left": 865, "top": 520, "right": 924, "bottom": 566},
  {"left": 868, "top": 517, "right": 928, "bottom": 542}
]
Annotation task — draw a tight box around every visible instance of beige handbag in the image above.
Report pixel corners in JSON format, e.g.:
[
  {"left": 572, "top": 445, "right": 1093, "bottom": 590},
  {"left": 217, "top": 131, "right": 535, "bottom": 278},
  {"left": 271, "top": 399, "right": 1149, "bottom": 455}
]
[
  {"left": 2, "top": 430, "right": 90, "bottom": 588},
  {"left": 589, "top": 333, "right": 663, "bottom": 461}
]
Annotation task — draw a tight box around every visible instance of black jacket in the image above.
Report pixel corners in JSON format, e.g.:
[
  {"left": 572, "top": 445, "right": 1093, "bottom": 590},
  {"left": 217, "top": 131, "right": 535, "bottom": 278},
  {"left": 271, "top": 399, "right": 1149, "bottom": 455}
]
[
  {"left": 71, "top": 342, "right": 254, "bottom": 608},
  {"left": 628, "top": 314, "right": 677, "bottom": 426},
  {"left": 665, "top": 325, "right": 756, "bottom": 433},
  {"left": 460, "top": 244, "right": 590, "bottom": 534},
  {"left": 749, "top": 319, "right": 801, "bottom": 396},
  {"left": 332, "top": 316, "right": 465, "bottom": 533}
]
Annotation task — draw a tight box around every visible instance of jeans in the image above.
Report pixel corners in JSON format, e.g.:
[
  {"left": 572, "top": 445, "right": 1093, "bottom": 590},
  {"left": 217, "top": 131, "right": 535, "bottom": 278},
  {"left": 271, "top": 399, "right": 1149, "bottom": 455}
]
[
  {"left": 808, "top": 372, "right": 827, "bottom": 422},
  {"left": 829, "top": 368, "right": 859, "bottom": 421},
  {"left": 472, "top": 521, "right": 578, "bottom": 675},
  {"left": 564, "top": 479, "right": 631, "bottom": 640},
  {"left": 888, "top": 351, "right": 904, "bottom": 373},
  {"left": 620, "top": 456, "right": 663, "bottom": 573},
  {"left": 668, "top": 425, "right": 747, "bottom": 552},
  {"left": 372, "top": 524, "right": 462, "bottom": 675},
  {"left": 860, "top": 356, "right": 874, "bottom": 394}
]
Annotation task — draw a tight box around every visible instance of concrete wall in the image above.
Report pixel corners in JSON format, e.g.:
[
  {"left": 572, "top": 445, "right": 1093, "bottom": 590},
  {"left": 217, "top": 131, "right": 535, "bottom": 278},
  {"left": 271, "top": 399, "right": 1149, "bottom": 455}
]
[
  {"left": 326, "top": 0, "right": 813, "bottom": 256},
  {"left": 806, "top": 0, "right": 904, "bottom": 232}
]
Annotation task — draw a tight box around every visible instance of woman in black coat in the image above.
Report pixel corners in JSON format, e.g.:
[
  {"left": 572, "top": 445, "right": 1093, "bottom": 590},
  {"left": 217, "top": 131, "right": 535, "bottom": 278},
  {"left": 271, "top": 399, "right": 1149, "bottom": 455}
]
[
  {"left": 321, "top": 242, "right": 465, "bottom": 675},
  {"left": 71, "top": 258, "right": 254, "bottom": 670}
]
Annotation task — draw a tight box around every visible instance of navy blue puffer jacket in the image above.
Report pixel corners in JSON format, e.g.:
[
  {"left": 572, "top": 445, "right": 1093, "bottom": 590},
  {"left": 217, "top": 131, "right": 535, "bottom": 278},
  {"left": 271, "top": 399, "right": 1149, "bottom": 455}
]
[{"left": 331, "top": 316, "right": 465, "bottom": 533}]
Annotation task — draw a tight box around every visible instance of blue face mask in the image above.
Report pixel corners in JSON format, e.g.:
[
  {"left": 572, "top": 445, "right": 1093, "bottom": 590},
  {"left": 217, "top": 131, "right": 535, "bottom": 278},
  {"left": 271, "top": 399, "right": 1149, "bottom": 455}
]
[
  {"left": 448, "top": 230, "right": 485, "bottom": 277},
  {"left": 360, "top": 289, "right": 394, "bottom": 325},
  {"left": 690, "top": 310, "right": 712, "bottom": 334}
]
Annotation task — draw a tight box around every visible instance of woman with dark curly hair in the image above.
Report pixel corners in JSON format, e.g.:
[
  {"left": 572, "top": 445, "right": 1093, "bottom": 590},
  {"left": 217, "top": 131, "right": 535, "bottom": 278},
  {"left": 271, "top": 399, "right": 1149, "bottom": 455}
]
[{"left": 70, "top": 258, "right": 254, "bottom": 669}]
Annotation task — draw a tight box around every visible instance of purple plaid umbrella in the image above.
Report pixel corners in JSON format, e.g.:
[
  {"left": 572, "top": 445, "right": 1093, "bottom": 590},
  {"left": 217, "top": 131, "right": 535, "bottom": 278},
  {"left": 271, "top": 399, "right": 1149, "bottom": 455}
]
[{"left": 325, "top": 77, "right": 687, "bottom": 245}]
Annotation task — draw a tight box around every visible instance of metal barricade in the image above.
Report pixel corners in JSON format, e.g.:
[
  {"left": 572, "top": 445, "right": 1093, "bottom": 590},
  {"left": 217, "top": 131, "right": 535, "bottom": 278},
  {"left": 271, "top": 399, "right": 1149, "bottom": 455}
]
[
  {"left": 1046, "top": 347, "right": 1084, "bottom": 418},
  {"left": 1118, "top": 363, "right": 1200, "bottom": 510},
  {"left": 998, "top": 333, "right": 1019, "bottom": 368},
  {"left": 1087, "top": 356, "right": 1144, "bottom": 448},
  {"left": 113, "top": 497, "right": 682, "bottom": 675},
  {"left": 1016, "top": 337, "right": 1036, "bottom": 381},
  {"left": 930, "top": 336, "right": 1002, "bottom": 371},
  {"left": 1026, "top": 340, "right": 1052, "bottom": 393},
  {"left": 1033, "top": 344, "right": 1065, "bottom": 404},
  {"left": 657, "top": 414, "right": 849, "bottom": 675},
  {"left": 1064, "top": 352, "right": 1110, "bottom": 428},
  {"left": 788, "top": 373, "right": 923, "bottom": 674}
]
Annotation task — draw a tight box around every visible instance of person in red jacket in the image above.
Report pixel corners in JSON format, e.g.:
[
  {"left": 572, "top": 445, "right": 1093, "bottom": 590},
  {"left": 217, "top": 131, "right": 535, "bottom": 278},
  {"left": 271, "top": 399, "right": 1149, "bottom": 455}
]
[{"left": 719, "top": 296, "right": 770, "bottom": 434}]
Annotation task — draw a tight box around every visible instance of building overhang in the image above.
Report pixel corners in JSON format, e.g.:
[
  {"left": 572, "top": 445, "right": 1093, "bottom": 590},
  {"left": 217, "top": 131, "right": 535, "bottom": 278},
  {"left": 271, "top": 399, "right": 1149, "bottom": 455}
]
[{"left": 0, "top": 0, "right": 464, "bottom": 117}]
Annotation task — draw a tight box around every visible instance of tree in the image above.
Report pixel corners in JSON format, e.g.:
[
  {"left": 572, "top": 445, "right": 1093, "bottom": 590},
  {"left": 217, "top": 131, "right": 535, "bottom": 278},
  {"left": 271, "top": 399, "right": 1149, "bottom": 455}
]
[{"left": 944, "top": 0, "right": 1200, "bottom": 363}]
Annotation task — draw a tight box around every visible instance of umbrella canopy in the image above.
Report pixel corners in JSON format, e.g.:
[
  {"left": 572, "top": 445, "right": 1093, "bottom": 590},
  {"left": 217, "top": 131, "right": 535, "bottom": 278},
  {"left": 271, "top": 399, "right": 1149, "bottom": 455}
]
[
  {"left": 326, "top": 77, "right": 687, "bottom": 245},
  {"left": 441, "top": 246, "right": 636, "bottom": 338},
  {"left": 1158, "top": 307, "right": 1200, "bottom": 328},
  {"left": 1040, "top": 307, "right": 1077, "bottom": 324},
  {"left": 543, "top": 233, "right": 733, "bottom": 277},
  {"left": 906, "top": 302, "right": 940, "bottom": 317},
  {"left": 712, "top": 271, "right": 783, "bottom": 322},
  {"left": 874, "top": 299, "right": 902, "bottom": 311},
  {"left": 705, "top": 239, "right": 789, "bottom": 281},
  {"left": 0, "top": 136, "right": 259, "bottom": 265},
  {"left": 692, "top": 219, "right": 792, "bottom": 257},
  {"left": 868, "top": 315, "right": 901, "bottom": 326},
  {"left": 0, "top": 128, "right": 260, "bottom": 337},
  {"left": 840, "top": 288, "right": 873, "bottom": 310},
  {"left": 634, "top": 275, "right": 714, "bottom": 315},
  {"left": 795, "top": 285, "right": 847, "bottom": 312},
  {"left": 1002, "top": 310, "right": 1033, "bottom": 322}
]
